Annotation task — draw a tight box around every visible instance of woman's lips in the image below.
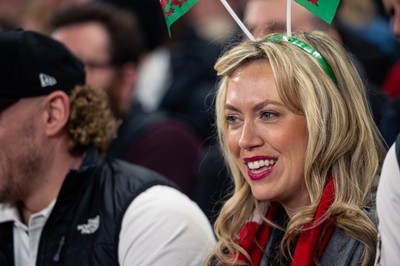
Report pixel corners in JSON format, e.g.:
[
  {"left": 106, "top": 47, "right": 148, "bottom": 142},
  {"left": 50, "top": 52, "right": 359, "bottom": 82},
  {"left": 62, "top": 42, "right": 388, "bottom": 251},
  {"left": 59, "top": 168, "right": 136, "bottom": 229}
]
[
  {"left": 244, "top": 156, "right": 277, "bottom": 181},
  {"left": 247, "top": 165, "right": 274, "bottom": 180}
]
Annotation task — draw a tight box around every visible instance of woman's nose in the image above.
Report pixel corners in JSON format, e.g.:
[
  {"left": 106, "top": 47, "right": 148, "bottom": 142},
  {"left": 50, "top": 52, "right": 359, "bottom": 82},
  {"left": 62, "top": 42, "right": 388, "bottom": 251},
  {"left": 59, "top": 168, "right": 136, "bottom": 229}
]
[{"left": 238, "top": 121, "right": 263, "bottom": 150}]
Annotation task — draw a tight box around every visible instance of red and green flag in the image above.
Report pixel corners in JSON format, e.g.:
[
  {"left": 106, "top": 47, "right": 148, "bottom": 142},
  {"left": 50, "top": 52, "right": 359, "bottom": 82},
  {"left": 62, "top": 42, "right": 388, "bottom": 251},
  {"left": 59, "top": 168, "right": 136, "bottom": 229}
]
[
  {"left": 160, "top": 0, "right": 199, "bottom": 36},
  {"left": 294, "top": 0, "right": 341, "bottom": 24}
]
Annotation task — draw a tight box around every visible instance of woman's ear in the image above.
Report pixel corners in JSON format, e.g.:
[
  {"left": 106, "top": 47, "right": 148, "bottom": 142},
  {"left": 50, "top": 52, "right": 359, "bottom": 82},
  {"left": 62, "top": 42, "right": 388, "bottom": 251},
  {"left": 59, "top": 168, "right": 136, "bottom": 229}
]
[{"left": 43, "top": 91, "right": 71, "bottom": 137}]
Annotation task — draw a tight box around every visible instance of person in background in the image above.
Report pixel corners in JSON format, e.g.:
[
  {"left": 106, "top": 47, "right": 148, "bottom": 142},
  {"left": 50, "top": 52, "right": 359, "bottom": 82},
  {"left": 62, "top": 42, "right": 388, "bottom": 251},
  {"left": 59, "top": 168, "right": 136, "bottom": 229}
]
[
  {"left": 187, "top": 0, "right": 241, "bottom": 44},
  {"left": 382, "top": 0, "right": 400, "bottom": 36},
  {"left": 0, "top": 29, "right": 215, "bottom": 265},
  {"left": 106, "top": 0, "right": 221, "bottom": 144},
  {"left": 376, "top": 0, "right": 400, "bottom": 264},
  {"left": 99, "top": 0, "right": 233, "bottom": 222},
  {"left": 336, "top": 0, "right": 399, "bottom": 88},
  {"left": 244, "top": 0, "right": 340, "bottom": 39},
  {"left": 50, "top": 2, "right": 142, "bottom": 117},
  {"left": 0, "top": 0, "right": 93, "bottom": 34},
  {"left": 49, "top": 2, "right": 203, "bottom": 197},
  {"left": 377, "top": 0, "right": 400, "bottom": 145},
  {"left": 206, "top": 31, "right": 386, "bottom": 265}
]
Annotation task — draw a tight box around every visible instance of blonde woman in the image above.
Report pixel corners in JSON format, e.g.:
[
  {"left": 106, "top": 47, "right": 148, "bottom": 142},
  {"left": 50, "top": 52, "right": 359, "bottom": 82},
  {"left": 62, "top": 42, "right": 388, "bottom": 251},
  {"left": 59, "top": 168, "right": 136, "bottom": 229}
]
[{"left": 206, "top": 31, "right": 386, "bottom": 265}]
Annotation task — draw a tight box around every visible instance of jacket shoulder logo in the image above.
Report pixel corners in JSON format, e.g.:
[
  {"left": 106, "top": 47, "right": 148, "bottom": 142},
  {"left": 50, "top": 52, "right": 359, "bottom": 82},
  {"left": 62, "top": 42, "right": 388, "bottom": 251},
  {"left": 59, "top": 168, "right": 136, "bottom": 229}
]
[
  {"left": 77, "top": 215, "right": 100, "bottom": 234},
  {"left": 39, "top": 73, "right": 57, "bottom": 87}
]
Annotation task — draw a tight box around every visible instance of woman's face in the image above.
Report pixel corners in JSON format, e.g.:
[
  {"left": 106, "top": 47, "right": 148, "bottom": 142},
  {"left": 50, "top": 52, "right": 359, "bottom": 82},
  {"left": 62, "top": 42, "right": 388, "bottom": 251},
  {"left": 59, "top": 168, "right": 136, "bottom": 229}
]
[{"left": 224, "top": 60, "right": 310, "bottom": 216}]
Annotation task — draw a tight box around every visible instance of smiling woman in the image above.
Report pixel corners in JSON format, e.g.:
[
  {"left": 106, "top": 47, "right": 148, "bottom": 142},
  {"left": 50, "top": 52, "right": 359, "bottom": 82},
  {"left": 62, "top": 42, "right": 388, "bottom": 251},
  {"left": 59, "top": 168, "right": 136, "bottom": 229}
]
[
  {"left": 205, "top": 31, "right": 386, "bottom": 266},
  {"left": 224, "top": 61, "right": 309, "bottom": 211}
]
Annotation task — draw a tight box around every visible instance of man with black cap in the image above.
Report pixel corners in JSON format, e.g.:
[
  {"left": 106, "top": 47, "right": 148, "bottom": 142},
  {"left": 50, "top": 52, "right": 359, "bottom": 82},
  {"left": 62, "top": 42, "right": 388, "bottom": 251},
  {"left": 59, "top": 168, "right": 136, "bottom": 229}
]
[{"left": 0, "top": 29, "right": 215, "bottom": 265}]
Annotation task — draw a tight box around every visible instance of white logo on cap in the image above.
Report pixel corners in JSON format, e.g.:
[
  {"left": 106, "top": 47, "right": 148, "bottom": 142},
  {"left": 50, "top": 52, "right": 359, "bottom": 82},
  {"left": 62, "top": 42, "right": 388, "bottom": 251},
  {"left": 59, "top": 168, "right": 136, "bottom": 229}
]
[{"left": 39, "top": 73, "right": 57, "bottom": 88}]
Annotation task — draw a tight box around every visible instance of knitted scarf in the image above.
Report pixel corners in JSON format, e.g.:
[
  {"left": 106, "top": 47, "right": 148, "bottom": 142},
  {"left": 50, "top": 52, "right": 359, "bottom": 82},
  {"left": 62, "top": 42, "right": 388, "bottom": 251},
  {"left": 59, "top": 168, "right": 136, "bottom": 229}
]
[{"left": 235, "top": 177, "right": 335, "bottom": 266}]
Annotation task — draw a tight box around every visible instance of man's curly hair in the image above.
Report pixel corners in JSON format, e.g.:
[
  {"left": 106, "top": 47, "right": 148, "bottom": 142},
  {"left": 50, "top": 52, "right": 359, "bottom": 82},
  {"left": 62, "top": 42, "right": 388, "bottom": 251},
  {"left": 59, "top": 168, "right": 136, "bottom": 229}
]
[{"left": 67, "top": 85, "right": 118, "bottom": 155}]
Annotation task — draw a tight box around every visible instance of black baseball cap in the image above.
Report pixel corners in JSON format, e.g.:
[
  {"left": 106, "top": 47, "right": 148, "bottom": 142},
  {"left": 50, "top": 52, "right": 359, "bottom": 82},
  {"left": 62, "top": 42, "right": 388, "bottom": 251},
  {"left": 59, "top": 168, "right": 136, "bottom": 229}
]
[{"left": 0, "top": 29, "right": 85, "bottom": 107}]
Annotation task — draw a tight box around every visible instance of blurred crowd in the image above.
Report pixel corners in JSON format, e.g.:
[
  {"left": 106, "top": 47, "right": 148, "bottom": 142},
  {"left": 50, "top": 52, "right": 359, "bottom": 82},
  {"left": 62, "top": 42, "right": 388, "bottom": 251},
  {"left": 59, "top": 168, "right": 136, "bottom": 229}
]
[{"left": 0, "top": 0, "right": 399, "bottom": 224}]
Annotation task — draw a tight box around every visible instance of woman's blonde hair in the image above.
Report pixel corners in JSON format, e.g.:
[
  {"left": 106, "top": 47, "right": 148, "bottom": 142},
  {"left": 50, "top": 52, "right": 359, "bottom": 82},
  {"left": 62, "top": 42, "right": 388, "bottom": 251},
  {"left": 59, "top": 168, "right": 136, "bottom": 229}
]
[
  {"left": 67, "top": 85, "right": 117, "bottom": 155},
  {"left": 207, "top": 31, "right": 386, "bottom": 265}
]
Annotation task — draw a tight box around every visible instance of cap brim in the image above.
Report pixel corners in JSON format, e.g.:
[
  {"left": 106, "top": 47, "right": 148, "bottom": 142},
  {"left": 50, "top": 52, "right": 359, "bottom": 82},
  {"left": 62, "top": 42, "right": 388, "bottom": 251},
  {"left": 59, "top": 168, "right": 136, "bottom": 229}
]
[{"left": 0, "top": 96, "right": 18, "bottom": 108}]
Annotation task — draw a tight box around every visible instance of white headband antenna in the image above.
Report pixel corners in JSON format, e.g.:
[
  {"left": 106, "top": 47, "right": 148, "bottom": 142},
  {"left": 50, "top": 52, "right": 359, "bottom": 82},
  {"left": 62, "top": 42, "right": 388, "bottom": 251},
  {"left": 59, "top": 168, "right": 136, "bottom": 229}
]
[
  {"left": 219, "top": 0, "right": 256, "bottom": 41},
  {"left": 287, "top": 0, "right": 292, "bottom": 37}
]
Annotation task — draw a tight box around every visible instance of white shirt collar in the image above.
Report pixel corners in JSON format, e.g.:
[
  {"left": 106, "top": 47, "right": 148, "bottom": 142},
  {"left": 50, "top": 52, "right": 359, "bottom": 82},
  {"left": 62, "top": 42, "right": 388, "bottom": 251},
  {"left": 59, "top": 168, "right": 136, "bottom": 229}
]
[{"left": 0, "top": 200, "right": 56, "bottom": 224}]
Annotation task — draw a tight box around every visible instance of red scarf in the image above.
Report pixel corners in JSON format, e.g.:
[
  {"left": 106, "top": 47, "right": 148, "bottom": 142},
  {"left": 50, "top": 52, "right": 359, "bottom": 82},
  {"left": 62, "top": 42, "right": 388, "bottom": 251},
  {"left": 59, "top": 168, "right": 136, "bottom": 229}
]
[{"left": 235, "top": 177, "right": 335, "bottom": 266}]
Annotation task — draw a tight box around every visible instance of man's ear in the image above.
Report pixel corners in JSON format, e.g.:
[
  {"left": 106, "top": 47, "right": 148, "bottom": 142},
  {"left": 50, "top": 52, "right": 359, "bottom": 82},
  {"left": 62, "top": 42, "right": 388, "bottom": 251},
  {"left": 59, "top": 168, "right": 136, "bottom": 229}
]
[{"left": 43, "top": 91, "right": 70, "bottom": 137}]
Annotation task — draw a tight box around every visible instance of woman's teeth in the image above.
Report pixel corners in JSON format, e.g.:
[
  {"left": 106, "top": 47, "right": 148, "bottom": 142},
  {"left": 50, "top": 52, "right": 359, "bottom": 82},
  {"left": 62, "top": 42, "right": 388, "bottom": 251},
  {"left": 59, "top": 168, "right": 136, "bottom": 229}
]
[{"left": 247, "top": 159, "right": 276, "bottom": 170}]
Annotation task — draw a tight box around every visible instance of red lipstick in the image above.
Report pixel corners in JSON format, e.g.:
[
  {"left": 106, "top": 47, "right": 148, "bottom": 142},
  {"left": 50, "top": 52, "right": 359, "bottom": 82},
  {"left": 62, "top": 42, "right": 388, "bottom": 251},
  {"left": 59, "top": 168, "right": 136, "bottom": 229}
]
[{"left": 243, "top": 156, "right": 277, "bottom": 181}]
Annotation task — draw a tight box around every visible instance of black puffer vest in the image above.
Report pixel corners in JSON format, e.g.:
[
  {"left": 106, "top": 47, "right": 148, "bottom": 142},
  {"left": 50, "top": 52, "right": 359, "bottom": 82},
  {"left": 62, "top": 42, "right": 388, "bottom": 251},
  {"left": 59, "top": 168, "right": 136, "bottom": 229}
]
[{"left": 0, "top": 149, "right": 174, "bottom": 265}]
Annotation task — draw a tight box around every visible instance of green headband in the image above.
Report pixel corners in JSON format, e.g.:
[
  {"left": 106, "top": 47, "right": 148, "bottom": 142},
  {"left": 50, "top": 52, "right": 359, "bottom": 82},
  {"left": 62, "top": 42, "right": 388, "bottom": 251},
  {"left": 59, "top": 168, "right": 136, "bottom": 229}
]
[{"left": 266, "top": 35, "right": 338, "bottom": 85}]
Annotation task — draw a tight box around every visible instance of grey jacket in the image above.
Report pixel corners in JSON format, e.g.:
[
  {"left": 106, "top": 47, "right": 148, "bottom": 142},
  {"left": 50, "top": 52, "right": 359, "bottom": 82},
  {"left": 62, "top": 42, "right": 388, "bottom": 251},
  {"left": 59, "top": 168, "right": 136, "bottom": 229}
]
[
  {"left": 320, "top": 227, "right": 368, "bottom": 266},
  {"left": 261, "top": 207, "right": 376, "bottom": 266}
]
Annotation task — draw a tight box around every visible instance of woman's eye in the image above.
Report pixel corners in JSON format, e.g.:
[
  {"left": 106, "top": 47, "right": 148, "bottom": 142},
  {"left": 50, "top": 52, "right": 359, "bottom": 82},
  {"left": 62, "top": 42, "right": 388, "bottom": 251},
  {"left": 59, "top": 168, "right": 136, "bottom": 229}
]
[
  {"left": 261, "top": 111, "right": 278, "bottom": 120},
  {"left": 226, "top": 115, "right": 237, "bottom": 124}
]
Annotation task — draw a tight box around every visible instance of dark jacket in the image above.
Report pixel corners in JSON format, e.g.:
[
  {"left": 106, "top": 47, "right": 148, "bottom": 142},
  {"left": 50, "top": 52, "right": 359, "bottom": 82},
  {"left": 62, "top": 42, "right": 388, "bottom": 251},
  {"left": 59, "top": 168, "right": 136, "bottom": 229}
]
[
  {"left": 107, "top": 103, "right": 202, "bottom": 197},
  {"left": 0, "top": 149, "right": 173, "bottom": 265}
]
